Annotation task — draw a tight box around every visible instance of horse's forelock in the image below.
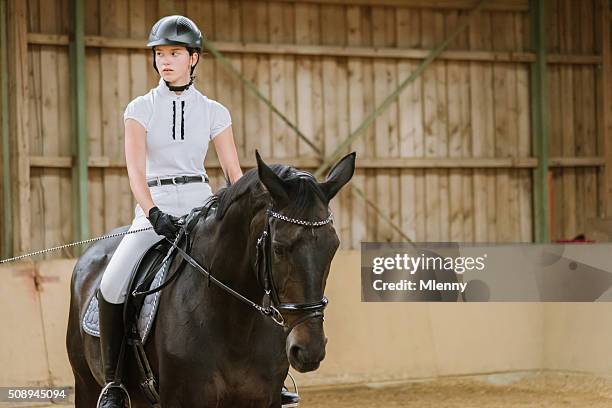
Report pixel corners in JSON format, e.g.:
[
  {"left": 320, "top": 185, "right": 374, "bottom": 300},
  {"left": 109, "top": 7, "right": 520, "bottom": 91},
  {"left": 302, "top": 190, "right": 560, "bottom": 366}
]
[{"left": 213, "top": 164, "right": 327, "bottom": 220}]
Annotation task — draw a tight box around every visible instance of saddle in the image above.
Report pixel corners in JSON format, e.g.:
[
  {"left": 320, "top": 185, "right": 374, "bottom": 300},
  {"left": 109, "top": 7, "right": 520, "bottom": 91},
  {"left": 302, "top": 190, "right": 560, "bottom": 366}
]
[
  {"left": 82, "top": 238, "right": 173, "bottom": 343},
  {"left": 82, "top": 200, "right": 217, "bottom": 407}
]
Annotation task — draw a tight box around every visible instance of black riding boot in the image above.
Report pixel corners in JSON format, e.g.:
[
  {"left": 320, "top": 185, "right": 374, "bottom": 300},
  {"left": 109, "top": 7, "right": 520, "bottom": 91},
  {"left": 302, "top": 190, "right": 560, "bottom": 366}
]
[
  {"left": 281, "top": 385, "right": 300, "bottom": 407},
  {"left": 96, "top": 289, "right": 129, "bottom": 408}
]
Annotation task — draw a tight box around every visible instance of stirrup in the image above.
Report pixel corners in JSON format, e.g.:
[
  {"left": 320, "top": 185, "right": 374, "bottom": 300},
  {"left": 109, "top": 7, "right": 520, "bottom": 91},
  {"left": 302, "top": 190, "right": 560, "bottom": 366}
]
[
  {"left": 282, "top": 372, "right": 300, "bottom": 408},
  {"left": 96, "top": 382, "right": 131, "bottom": 408}
]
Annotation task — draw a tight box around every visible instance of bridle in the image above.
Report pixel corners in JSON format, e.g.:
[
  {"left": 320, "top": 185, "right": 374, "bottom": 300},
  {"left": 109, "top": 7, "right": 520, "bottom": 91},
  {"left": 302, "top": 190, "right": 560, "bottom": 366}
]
[
  {"left": 138, "top": 204, "right": 333, "bottom": 331},
  {"left": 254, "top": 208, "right": 332, "bottom": 329}
]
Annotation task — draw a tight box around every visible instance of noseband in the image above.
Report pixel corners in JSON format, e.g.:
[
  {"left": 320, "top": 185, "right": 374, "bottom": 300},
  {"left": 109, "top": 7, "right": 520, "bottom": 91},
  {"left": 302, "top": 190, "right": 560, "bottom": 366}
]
[
  {"left": 255, "top": 208, "right": 332, "bottom": 329},
  {"left": 145, "top": 205, "right": 333, "bottom": 331}
]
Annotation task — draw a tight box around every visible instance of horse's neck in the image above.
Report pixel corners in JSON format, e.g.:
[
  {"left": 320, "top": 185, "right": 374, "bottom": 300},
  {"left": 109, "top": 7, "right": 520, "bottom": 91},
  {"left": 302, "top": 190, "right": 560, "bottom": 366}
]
[
  {"left": 177, "top": 205, "right": 280, "bottom": 350},
  {"left": 189, "top": 202, "right": 264, "bottom": 308}
]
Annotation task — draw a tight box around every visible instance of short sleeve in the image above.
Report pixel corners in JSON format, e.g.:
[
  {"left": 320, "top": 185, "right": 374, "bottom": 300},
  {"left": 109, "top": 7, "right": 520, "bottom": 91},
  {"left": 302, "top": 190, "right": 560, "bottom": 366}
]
[
  {"left": 124, "top": 96, "right": 152, "bottom": 131},
  {"left": 209, "top": 100, "right": 232, "bottom": 140}
]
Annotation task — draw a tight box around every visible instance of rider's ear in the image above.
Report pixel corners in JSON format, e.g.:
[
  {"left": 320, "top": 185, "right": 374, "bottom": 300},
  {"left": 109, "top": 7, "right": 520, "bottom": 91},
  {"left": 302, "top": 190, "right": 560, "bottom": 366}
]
[
  {"left": 256, "top": 150, "right": 290, "bottom": 206},
  {"left": 319, "top": 152, "right": 356, "bottom": 202}
]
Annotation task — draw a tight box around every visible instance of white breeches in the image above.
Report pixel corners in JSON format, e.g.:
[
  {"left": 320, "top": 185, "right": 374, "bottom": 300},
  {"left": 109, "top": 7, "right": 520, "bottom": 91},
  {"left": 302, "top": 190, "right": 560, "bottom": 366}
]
[{"left": 99, "top": 181, "right": 214, "bottom": 304}]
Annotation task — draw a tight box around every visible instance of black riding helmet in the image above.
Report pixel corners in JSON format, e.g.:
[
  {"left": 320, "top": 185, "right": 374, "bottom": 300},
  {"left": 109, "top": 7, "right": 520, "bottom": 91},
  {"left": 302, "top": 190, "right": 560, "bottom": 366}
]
[{"left": 148, "top": 15, "right": 203, "bottom": 90}]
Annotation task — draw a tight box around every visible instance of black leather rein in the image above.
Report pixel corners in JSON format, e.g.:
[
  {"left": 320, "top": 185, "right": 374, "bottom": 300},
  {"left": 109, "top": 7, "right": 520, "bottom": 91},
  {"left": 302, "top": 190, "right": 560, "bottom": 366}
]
[{"left": 135, "top": 205, "right": 333, "bottom": 332}]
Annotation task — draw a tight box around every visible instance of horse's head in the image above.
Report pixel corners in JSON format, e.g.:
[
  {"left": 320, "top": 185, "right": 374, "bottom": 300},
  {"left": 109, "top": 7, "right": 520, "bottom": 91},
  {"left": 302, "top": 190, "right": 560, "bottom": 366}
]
[{"left": 255, "top": 151, "right": 356, "bottom": 373}]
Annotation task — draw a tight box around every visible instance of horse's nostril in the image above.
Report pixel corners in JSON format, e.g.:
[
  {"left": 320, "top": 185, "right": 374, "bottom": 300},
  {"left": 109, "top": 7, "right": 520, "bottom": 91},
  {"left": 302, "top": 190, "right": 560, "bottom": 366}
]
[{"left": 290, "top": 345, "right": 304, "bottom": 363}]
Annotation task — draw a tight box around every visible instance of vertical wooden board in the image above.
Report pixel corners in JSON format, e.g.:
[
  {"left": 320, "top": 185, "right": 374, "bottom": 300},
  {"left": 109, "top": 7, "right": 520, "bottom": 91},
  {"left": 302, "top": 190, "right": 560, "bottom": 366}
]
[
  {"left": 549, "top": 65, "right": 563, "bottom": 240},
  {"left": 86, "top": 48, "right": 105, "bottom": 238},
  {"left": 197, "top": 1, "right": 217, "bottom": 100},
  {"left": 414, "top": 169, "right": 426, "bottom": 241},
  {"left": 38, "top": 0, "right": 61, "bottom": 258},
  {"left": 506, "top": 15, "right": 520, "bottom": 242},
  {"left": 270, "top": 2, "right": 289, "bottom": 159},
  {"left": 346, "top": 6, "right": 367, "bottom": 247},
  {"left": 240, "top": 2, "right": 271, "bottom": 159},
  {"left": 226, "top": 0, "right": 246, "bottom": 159},
  {"left": 128, "top": 0, "right": 148, "bottom": 214},
  {"left": 458, "top": 41, "right": 473, "bottom": 242},
  {"left": 351, "top": 171, "right": 367, "bottom": 247},
  {"left": 400, "top": 169, "right": 416, "bottom": 241},
  {"left": 384, "top": 8, "right": 401, "bottom": 242},
  {"left": 515, "top": 11, "right": 532, "bottom": 241},
  {"left": 447, "top": 12, "right": 463, "bottom": 242},
  {"left": 242, "top": 52, "right": 259, "bottom": 161},
  {"left": 397, "top": 8, "right": 421, "bottom": 243},
  {"left": 478, "top": 12, "right": 496, "bottom": 242},
  {"left": 27, "top": 39, "right": 43, "bottom": 257},
  {"left": 372, "top": 7, "right": 390, "bottom": 242},
  {"left": 421, "top": 9, "right": 440, "bottom": 241},
  {"left": 579, "top": 0, "right": 598, "bottom": 224},
  {"left": 360, "top": 7, "right": 376, "bottom": 159},
  {"left": 84, "top": 0, "right": 99, "bottom": 35},
  {"left": 434, "top": 11, "right": 449, "bottom": 241},
  {"left": 282, "top": 2, "right": 297, "bottom": 160},
  {"left": 100, "top": 0, "right": 121, "bottom": 232},
  {"left": 295, "top": 3, "right": 314, "bottom": 158},
  {"left": 365, "top": 168, "right": 377, "bottom": 241},
  {"left": 310, "top": 6, "right": 324, "bottom": 160},
  {"left": 560, "top": 0, "right": 576, "bottom": 240},
  {"left": 26, "top": 0, "right": 39, "bottom": 32},
  {"left": 321, "top": 4, "right": 351, "bottom": 246},
  {"left": 256, "top": 2, "right": 272, "bottom": 158},
  {"left": 347, "top": 5, "right": 364, "bottom": 156},
  {"left": 211, "top": 0, "right": 233, "bottom": 166},
  {"left": 337, "top": 60, "right": 351, "bottom": 247},
  {"left": 56, "top": 48, "right": 74, "bottom": 254},
  {"left": 491, "top": 12, "right": 512, "bottom": 243},
  {"left": 116, "top": 0, "right": 133, "bottom": 227},
  {"left": 548, "top": 0, "right": 562, "bottom": 240},
  {"left": 468, "top": 10, "right": 489, "bottom": 242}
]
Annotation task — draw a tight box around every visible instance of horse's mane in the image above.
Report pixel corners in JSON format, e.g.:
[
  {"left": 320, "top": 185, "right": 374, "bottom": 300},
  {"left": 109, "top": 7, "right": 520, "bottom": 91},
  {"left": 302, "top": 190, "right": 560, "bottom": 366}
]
[{"left": 204, "top": 164, "right": 327, "bottom": 220}]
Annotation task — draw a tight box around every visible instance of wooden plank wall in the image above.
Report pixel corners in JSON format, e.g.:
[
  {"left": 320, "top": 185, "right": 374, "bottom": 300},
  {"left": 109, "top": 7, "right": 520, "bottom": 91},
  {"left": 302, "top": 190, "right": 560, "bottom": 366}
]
[
  {"left": 20, "top": 0, "right": 606, "bottom": 257},
  {"left": 547, "top": 0, "right": 600, "bottom": 241}
]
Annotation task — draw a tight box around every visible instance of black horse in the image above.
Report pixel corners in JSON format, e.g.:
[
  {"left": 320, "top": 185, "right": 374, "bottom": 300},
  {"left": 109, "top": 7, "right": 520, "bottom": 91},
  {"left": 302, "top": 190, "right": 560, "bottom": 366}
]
[{"left": 66, "top": 151, "right": 356, "bottom": 407}]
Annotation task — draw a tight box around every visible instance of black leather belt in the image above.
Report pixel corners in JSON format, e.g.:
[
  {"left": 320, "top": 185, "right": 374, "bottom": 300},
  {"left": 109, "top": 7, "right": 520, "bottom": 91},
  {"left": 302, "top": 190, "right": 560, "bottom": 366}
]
[{"left": 147, "top": 175, "right": 209, "bottom": 187}]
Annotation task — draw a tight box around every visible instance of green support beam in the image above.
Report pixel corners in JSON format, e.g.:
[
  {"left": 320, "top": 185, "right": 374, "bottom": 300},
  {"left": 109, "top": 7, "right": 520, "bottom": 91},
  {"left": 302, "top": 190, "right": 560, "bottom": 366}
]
[
  {"left": 0, "top": 0, "right": 12, "bottom": 259},
  {"left": 529, "top": 0, "right": 550, "bottom": 243},
  {"left": 70, "top": 0, "right": 88, "bottom": 253}
]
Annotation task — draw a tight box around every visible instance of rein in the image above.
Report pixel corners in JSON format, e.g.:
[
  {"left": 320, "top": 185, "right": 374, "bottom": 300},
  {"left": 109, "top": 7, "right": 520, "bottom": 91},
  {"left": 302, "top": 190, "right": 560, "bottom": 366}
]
[{"left": 133, "top": 204, "right": 333, "bottom": 331}]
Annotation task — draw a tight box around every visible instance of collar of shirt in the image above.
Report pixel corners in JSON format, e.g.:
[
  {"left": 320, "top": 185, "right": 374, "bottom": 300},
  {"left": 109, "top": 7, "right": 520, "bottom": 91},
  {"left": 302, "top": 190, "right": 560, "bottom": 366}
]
[{"left": 155, "top": 77, "right": 197, "bottom": 100}]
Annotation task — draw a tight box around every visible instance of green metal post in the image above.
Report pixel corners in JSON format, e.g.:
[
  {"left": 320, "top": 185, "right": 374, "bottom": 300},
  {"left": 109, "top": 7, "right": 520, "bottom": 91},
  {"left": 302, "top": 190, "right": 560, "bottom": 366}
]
[
  {"left": 70, "top": 0, "right": 89, "bottom": 253},
  {"left": 0, "top": 0, "right": 12, "bottom": 259},
  {"left": 529, "top": 0, "right": 549, "bottom": 243}
]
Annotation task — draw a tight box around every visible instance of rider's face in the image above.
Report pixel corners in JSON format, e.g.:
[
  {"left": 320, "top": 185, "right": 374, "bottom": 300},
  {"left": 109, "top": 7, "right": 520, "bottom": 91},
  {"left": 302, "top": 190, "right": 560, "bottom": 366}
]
[{"left": 154, "top": 45, "right": 197, "bottom": 85}]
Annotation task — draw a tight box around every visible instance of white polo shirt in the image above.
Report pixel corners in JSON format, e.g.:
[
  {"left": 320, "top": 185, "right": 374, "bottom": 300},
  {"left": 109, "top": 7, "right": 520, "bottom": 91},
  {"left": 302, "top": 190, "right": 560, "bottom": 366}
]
[{"left": 124, "top": 78, "right": 231, "bottom": 180}]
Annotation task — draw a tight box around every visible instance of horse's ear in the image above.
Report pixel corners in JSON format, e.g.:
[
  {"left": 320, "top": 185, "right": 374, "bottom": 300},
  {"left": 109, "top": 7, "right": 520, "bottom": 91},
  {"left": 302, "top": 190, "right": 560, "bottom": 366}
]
[
  {"left": 256, "top": 150, "right": 290, "bottom": 205},
  {"left": 319, "top": 152, "right": 356, "bottom": 202}
]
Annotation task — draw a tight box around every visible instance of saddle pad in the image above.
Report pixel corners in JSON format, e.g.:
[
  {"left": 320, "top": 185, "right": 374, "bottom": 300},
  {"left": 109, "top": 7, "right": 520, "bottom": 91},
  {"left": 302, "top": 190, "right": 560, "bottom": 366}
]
[{"left": 82, "top": 260, "right": 168, "bottom": 344}]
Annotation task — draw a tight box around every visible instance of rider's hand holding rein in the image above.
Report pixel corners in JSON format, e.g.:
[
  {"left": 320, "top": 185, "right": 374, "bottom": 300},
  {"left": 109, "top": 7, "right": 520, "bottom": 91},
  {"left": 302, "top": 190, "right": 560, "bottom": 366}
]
[{"left": 146, "top": 206, "right": 179, "bottom": 240}]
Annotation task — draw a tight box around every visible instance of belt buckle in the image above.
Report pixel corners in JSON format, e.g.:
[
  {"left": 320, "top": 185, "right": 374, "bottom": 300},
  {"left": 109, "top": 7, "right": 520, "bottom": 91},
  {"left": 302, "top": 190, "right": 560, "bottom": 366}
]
[
  {"left": 156, "top": 177, "right": 161, "bottom": 187},
  {"left": 172, "top": 176, "right": 187, "bottom": 185}
]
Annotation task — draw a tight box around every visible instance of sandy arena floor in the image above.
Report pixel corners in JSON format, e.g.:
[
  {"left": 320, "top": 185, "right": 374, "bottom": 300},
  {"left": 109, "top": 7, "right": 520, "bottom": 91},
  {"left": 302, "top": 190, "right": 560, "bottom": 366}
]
[
  {"left": 300, "top": 373, "right": 612, "bottom": 408},
  {"left": 5, "top": 372, "right": 612, "bottom": 408}
]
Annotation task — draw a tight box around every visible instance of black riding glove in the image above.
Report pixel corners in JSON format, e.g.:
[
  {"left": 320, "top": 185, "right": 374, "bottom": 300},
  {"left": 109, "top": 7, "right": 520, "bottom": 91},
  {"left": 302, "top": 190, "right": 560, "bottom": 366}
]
[{"left": 147, "top": 206, "right": 179, "bottom": 240}]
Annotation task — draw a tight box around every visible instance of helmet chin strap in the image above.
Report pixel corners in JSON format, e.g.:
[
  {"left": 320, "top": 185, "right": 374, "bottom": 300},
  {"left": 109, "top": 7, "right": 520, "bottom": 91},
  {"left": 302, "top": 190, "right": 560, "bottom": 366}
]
[{"left": 164, "top": 78, "right": 193, "bottom": 92}]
